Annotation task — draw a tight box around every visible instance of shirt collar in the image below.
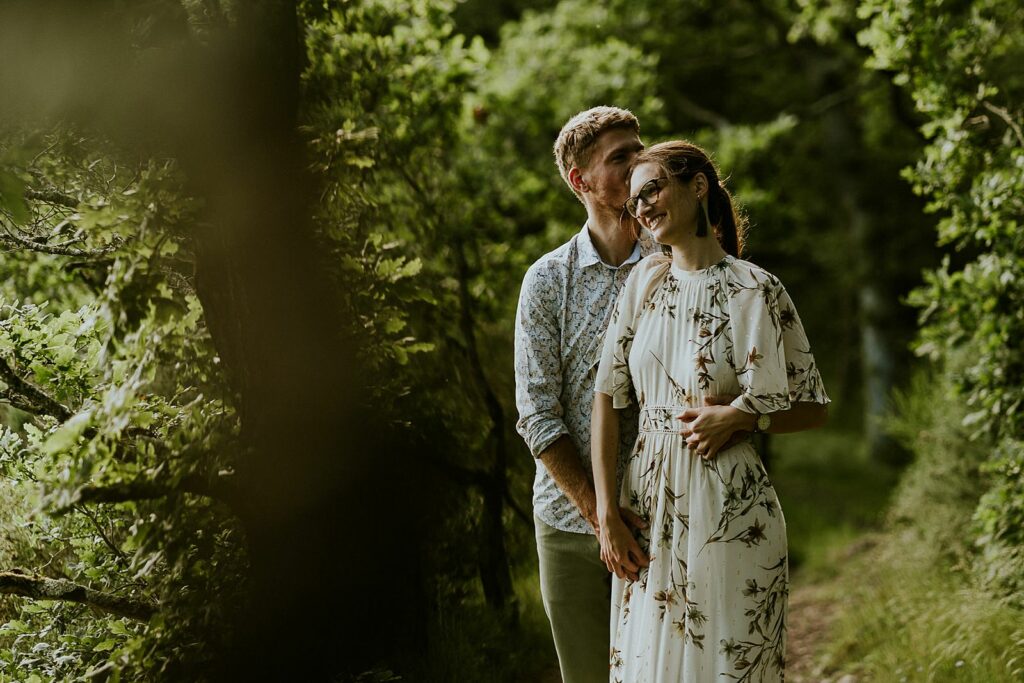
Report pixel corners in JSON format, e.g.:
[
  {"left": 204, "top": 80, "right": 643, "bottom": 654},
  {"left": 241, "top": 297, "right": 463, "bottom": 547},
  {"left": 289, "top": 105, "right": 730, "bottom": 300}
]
[{"left": 577, "top": 223, "right": 647, "bottom": 269}]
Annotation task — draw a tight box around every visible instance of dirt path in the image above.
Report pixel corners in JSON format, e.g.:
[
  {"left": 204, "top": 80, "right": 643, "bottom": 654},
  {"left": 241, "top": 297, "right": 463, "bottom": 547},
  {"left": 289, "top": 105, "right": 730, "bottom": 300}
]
[{"left": 786, "top": 582, "right": 842, "bottom": 682}]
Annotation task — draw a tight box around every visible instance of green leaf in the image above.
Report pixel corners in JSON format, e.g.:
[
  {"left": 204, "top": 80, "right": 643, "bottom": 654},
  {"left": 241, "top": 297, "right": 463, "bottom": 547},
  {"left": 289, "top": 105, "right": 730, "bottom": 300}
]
[
  {"left": 383, "top": 316, "right": 406, "bottom": 334},
  {"left": 1, "top": 619, "right": 30, "bottom": 634},
  {"left": 403, "top": 342, "right": 434, "bottom": 355},
  {"left": 93, "top": 639, "right": 117, "bottom": 652},
  {"left": 395, "top": 257, "right": 422, "bottom": 279},
  {"left": 43, "top": 411, "right": 93, "bottom": 455}
]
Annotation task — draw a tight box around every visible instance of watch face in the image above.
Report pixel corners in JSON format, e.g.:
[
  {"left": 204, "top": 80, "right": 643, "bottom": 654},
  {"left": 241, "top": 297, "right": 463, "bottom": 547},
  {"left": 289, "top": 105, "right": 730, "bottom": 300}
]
[{"left": 757, "top": 414, "right": 771, "bottom": 432}]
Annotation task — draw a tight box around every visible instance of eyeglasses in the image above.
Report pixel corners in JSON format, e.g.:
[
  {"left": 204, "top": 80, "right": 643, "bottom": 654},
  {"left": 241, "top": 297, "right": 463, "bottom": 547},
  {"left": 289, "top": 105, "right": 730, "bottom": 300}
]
[{"left": 624, "top": 177, "right": 668, "bottom": 218}]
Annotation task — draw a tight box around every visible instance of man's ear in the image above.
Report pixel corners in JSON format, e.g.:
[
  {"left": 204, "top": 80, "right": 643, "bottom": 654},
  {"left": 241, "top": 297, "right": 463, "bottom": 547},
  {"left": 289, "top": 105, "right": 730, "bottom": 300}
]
[{"left": 568, "top": 167, "right": 589, "bottom": 193}]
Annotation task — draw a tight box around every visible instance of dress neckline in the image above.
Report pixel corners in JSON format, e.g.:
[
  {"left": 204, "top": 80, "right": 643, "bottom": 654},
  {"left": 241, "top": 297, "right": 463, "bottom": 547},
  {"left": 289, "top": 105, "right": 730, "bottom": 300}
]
[{"left": 669, "top": 255, "right": 733, "bottom": 281}]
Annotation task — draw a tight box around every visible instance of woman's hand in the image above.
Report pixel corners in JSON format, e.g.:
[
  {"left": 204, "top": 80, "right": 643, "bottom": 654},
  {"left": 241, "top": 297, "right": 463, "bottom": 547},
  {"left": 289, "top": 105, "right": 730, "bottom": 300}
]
[
  {"left": 677, "top": 401, "right": 753, "bottom": 461},
  {"left": 599, "top": 511, "right": 649, "bottom": 581}
]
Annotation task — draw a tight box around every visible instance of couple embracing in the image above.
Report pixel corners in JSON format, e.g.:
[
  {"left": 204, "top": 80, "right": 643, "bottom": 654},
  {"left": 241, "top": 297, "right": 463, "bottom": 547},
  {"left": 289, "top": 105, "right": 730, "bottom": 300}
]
[{"left": 514, "top": 106, "right": 830, "bottom": 683}]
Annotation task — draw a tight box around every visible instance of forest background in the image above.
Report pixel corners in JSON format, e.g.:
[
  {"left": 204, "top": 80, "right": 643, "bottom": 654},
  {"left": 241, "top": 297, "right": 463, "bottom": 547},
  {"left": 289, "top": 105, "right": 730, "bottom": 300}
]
[{"left": 0, "top": 0, "right": 1021, "bottom": 681}]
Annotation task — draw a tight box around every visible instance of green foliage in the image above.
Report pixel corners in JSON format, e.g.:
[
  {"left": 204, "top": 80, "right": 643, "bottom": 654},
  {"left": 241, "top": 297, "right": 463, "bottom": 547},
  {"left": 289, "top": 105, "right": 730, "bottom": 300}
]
[
  {"left": 406, "top": 576, "right": 554, "bottom": 682},
  {"left": 859, "top": 0, "right": 1024, "bottom": 595},
  {"left": 812, "top": 350, "right": 1022, "bottom": 681},
  {"left": 885, "top": 366, "right": 987, "bottom": 561},
  {"left": 462, "top": 0, "right": 666, "bottom": 299},
  {"left": 302, "top": 0, "right": 484, "bottom": 386},
  {"left": 974, "top": 439, "right": 1024, "bottom": 599},
  {"left": 0, "top": 0, "right": 491, "bottom": 675},
  {"left": 0, "top": 128, "right": 242, "bottom": 680}
]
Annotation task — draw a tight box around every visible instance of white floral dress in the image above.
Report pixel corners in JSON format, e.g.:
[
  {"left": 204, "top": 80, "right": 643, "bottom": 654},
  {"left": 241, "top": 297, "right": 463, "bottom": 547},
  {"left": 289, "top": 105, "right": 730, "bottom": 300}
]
[{"left": 595, "top": 254, "right": 829, "bottom": 682}]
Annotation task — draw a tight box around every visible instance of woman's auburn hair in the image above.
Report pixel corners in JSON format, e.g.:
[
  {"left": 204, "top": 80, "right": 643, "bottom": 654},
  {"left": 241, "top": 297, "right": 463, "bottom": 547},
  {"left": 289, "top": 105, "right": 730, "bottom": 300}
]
[{"left": 627, "top": 140, "right": 747, "bottom": 258}]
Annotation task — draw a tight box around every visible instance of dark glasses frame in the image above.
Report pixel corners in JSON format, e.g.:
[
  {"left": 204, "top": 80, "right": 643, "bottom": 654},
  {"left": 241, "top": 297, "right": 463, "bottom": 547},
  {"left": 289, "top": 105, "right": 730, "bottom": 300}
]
[{"left": 624, "top": 177, "right": 669, "bottom": 218}]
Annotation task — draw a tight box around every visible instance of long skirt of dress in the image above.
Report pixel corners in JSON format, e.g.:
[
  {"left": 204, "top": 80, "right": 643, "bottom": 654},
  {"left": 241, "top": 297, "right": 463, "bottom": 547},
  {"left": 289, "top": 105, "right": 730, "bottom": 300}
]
[{"left": 610, "top": 407, "right": 788, "bottom": 683}]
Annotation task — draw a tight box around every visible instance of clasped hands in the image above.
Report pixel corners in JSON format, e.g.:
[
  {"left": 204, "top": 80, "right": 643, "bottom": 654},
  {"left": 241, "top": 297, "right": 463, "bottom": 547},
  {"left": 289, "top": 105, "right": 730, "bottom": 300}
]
[
  {"left": 597, "top": 508, "right": 649, "bottom": 581},
  {"left": 679, "top": 393, "right": 749, "bottom": 461}
]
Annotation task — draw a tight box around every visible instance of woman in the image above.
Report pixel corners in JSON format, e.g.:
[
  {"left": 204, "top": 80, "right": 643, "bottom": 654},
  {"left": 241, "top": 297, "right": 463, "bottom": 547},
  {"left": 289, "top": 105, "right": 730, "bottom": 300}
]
[{"left": 592, "top": 140, "right": 830, "bottom": 682}]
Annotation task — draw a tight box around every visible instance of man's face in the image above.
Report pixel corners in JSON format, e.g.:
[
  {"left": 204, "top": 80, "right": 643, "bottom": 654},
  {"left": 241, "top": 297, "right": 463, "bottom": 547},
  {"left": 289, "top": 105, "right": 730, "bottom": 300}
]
[{"left": 577, "top": 127, "right": 644, "bottom": 211}]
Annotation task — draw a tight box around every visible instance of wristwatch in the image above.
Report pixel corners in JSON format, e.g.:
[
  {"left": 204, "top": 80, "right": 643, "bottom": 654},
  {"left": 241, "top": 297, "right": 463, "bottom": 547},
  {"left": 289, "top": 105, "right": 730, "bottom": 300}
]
[{"left": 753, "top": 412, "right": 771, "bottom": 434}]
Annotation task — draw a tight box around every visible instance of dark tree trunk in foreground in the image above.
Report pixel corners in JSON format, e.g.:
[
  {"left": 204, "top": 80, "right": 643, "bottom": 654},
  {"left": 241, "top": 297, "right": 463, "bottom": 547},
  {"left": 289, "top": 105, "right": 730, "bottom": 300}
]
[{"left": 173, "top": 5, "right": 426, "bottom": 679}]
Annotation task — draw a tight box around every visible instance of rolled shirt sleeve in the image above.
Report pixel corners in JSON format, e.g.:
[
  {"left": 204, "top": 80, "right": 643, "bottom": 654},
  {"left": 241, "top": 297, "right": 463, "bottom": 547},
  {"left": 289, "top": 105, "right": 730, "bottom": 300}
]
[{"left": 514, "top": 263, "right": 570, "bottom": 457}]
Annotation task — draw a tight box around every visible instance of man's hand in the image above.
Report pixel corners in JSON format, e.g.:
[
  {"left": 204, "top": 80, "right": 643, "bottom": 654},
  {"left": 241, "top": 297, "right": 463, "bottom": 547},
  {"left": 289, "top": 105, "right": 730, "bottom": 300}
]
[
  {"left": 587, "top": 505, "right": 648, "bottom": 538},
  {"left": 598, "top": 512, "right": 650, "bottom": 581}
]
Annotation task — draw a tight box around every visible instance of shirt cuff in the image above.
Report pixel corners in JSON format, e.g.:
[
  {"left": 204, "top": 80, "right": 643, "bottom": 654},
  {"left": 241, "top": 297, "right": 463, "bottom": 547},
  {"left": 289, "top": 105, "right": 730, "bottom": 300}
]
[{"left": 526, "top": 420, "right": 571, "bottom": 459}]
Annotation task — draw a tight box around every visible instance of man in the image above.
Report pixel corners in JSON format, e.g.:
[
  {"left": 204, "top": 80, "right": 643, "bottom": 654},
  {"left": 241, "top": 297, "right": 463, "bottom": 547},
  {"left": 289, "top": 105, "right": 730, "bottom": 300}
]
[{"left": 514, "top": 106, "right": 654, "bottom": 682}]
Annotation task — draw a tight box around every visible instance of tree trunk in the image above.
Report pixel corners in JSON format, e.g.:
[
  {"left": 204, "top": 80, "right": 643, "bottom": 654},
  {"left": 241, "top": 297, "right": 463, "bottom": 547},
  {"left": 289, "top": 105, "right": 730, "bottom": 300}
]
[
  {"left": 821, "top": 82, "right": 902, "bottom": 463},
  {"left": 175, "top": 3, "right": 426, "bottom": 678},
  {"left": 452, "top": 238, "right": 518, "bottom": 623}
]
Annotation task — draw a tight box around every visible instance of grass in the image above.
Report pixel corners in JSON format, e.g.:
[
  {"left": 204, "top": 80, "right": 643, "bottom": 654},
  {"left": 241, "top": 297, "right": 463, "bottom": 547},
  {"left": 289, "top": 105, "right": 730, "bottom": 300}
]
[
  {"left": 769, "top": 416, "right": 1024, "bottom": 682},
  {"left": 770, "top": 427, "right": 898, "bottom": 580},
  {"left": 818, "top": 529, "right": 1024, "bottom": 682}
]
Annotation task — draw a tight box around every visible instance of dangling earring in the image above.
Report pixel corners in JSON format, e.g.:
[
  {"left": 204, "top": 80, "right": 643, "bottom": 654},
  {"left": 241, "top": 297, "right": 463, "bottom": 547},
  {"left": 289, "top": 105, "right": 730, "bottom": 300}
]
[{"left": 696, "top": 194, "right": 709, "bottom": 237}]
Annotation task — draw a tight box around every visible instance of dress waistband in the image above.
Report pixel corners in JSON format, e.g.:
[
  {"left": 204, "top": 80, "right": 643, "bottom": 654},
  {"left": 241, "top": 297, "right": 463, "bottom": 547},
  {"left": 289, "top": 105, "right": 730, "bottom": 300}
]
[
  {"left": 639, "top": 405, "right": 754, "bottom": 451},
  {"left": 639, "top": 405, "right": 686, "bottom": 433}
]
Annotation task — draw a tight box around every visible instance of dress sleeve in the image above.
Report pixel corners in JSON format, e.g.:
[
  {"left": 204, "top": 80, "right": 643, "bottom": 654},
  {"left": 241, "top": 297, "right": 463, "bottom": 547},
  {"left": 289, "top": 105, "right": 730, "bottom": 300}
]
[
  {"left": 727, "top": 272, "right": 829, "bottom": 415},
  {"left": 595, "top": 262, "right": 646, "bottom": 409},
  {"left": 778, "top": 286, "right": 830, "bottom": 405}
]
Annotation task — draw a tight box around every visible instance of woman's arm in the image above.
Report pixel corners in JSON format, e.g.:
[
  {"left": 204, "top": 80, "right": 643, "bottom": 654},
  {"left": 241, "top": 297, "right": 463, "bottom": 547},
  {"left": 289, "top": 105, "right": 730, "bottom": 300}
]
[
  {"left": 678, "top": 401, "right": 829, "bottom": 460},
  {"left": 592, "top": 392, "right": 649, "bottom": 581},
  {"left": 758, "top": 401, "right": 829, "bottom": 433}
]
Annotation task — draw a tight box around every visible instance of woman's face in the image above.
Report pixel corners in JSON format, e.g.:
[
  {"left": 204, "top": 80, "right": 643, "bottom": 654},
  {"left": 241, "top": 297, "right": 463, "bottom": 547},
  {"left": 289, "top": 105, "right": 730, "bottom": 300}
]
[{"left": 628, "top": 162, "right": 699, "bottom": 245}]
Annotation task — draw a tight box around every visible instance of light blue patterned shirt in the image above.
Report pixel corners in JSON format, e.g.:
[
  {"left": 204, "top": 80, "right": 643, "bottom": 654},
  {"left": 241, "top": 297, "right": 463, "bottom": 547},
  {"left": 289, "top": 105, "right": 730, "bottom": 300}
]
[{"left": 514, "top": 224, "right": 658, "bottom": 534}]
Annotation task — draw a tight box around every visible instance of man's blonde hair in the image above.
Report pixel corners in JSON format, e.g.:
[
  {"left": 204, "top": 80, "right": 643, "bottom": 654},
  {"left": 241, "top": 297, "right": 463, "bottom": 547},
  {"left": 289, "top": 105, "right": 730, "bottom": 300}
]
[{"left": 553, "top": 106, "right": 640, "bottom": 200}]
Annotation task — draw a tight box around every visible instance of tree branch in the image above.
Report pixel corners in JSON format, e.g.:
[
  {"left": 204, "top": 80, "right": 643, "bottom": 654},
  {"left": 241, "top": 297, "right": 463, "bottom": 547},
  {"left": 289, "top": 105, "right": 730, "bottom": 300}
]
[
  {"left": 982, "top": 101, "right": 1024, "bottom": 148},
  {"left": 25, "top": 188, "right": 79, "bottom": 209},
  {"left": 0, "top": 355, "right": 72, "bottom": 421},
  {"left": 52, "top": 472, "right": 242, "bottom": 515},
  {"left": 0, "top": 224, "right": 122, "bottom": 258},
  {"left": 0, "top": 568, "right": 156, "bottom": 621},
  {"left": 74, "top": 503, "right": 132, "bottom": 566}
]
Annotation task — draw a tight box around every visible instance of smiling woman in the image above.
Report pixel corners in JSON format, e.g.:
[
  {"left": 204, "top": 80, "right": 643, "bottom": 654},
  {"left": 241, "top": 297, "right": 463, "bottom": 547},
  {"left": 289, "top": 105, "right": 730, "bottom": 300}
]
[
  {"left": 591, "top": 140, "right": 830, "bottom": 682},
  {"left": 624, "top": 140, "right": 746, "bottom": 262}
]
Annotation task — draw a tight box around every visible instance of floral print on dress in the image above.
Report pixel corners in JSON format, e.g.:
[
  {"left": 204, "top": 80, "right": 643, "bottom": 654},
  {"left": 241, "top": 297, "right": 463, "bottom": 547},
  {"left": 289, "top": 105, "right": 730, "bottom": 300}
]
[{"left": 595, "top": 253, "right": 829, "bottom": 682}]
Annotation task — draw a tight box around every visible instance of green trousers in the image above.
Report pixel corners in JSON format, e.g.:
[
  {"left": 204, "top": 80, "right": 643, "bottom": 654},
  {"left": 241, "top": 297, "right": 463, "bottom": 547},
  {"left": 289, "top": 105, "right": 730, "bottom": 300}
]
[{"left": 535, "top": 515, "right": 612, "bottom": 683}]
